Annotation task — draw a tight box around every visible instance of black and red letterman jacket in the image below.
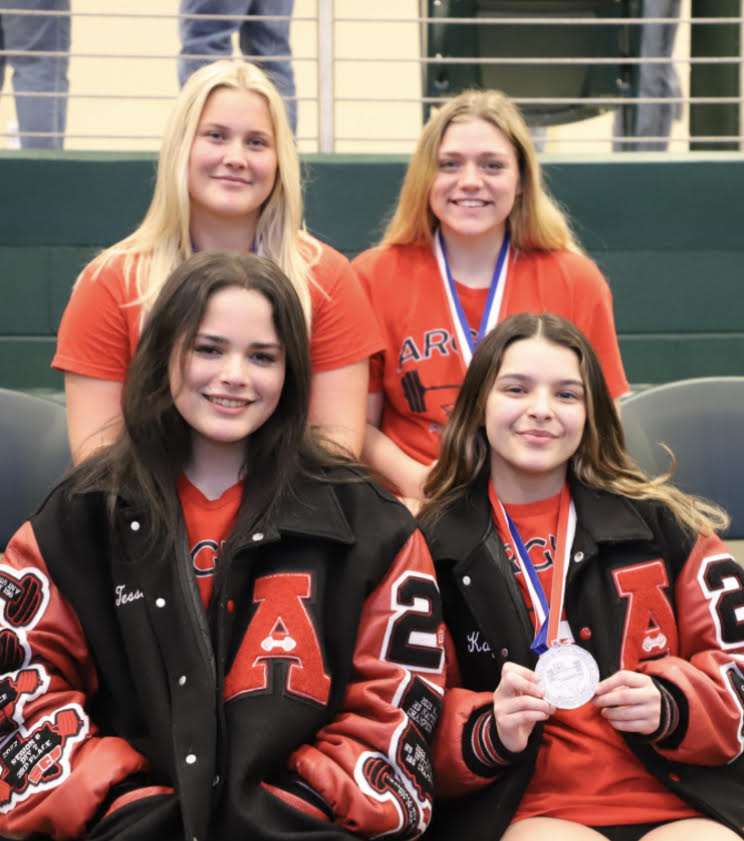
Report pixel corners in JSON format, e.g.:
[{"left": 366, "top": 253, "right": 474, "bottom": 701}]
[
  {"left": 0, "top": 468, "right": 445, "bottom": 841},
  {"left": 425, "top": 476, "right": 744, "bottom": 841}
]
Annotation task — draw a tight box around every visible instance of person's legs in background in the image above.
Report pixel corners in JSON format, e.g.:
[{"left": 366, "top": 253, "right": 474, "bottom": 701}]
[
  {"left": 177, "top": 0, "right": 244, "bottom": 87},
  {"left": 178, "top": 0, "right": 296, "bottom": 134},
  {"left": 614, "top": 0, "right": 682, "bottom": 151},
  {"left": 238, "top": 0, "right": 296, "bottom": 133},
  {"left": 0, "top": 0, "right": 70, "bottom": 149}
]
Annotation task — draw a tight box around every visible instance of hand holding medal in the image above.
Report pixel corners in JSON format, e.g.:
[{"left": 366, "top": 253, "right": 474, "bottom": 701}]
[
  {"left": 492, "top": 662, "right": 556, "bottom": 754},
  {"left": 593, "top": 670, "right": 663, "bottom": 735}
]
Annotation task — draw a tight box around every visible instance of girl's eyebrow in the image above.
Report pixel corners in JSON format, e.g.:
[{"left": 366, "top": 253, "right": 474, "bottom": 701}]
[
  {"left": 439, "top": 150, "right": 511, "bottom": 157},
  {"left": 496, "top": 372, "right": 584, "bottom": 388},
  {"left": 195, "top": 333, "right": 283, "bottom": 351},
  {"left": 200, "top": 122, "right": 271, "bottom": 137},
  {"left": 250, "top": 342, "right": 284, "bottom": 351},
  {"left": 195, "top": 332, "right": 227, "bottom": 344}
]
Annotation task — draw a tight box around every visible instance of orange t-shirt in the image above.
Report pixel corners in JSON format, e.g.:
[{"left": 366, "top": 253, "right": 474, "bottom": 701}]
[
  {"left": 53, "top": 236, "right": 384, "bottom": 381},
  {"left": 488, "top": 486, "right": 699, "bottom": 827},
  {"left": 178, "top": 474, "right": 243, "bottom": 609},
  {"left": 354, "top": 243, "right": 629, "bottom": 465}
]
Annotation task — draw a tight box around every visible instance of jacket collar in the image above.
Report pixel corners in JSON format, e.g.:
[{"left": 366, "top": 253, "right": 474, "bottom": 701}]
[
  {"left": 424, "top": 476, "right": 491, "bottom": 562},
  {"left": 229, "top": 469, "right": 356, "bottom": 550},
  {"left": 113, "top": 468, "right": 357, "bottom": 554},
  {"left": 569, "top": 476, "right": 653, "bottom": 545},
  {"left": 428, "top": 474, "right": 653, "bottom": 563}
]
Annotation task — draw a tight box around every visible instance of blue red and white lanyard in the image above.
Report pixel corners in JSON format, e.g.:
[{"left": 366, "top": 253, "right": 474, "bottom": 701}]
[
  {"left": 433, "top": 227, "right": 510, "bottom": 370},
  {"left": 492, "top": 481, "right": 577, "bottom": 655}
]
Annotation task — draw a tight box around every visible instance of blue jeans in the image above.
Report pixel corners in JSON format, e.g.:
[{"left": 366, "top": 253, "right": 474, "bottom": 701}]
[
  {"left": 178, "top": 0, "right": 296, "bottom": 133},
  {"left": 613, "top": 0, "right": 682, "bottom": 151},
  {"left": 0, "top": 0, "right": 70, "bottom": 149}
]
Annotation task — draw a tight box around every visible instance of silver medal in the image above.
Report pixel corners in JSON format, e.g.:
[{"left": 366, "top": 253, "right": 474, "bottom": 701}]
[{"left": 535, "top": 644, "right": 599, "bottom": 709}]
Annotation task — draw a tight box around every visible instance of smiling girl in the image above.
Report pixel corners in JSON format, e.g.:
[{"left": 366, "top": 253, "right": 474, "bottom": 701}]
[
  {"left": 419, "top": 312, "right": 744, "bottom": 841},
  {"left": 1, "top": 252, "right": 444, "bottom": 841},
  {"left": 54, "top": 60, "right": 382, "bottom": 464},
  {"left": 354, "top": 90, "right": 628, "bottom": 510}
]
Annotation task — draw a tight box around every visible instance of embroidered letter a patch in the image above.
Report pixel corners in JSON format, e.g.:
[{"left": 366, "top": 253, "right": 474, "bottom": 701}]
[{"left": 224, "top": 573, "right": 331, "bottom": 705}]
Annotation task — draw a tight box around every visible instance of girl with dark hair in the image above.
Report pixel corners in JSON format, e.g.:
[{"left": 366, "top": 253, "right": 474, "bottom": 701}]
[
  {"left": 420, "top": 312, "right": 743, "bottom": 841},
  {"left": 0, "top": 252, "right": 444, "bottom": 841}
]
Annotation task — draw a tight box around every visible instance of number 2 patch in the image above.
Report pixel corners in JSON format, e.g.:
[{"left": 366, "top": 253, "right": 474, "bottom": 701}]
[
  {"left": 381, "top": 573, "right": 444, "bottom": 674},
  {"left": 699, "top": 554, "right": 744, "bottom": 648}
]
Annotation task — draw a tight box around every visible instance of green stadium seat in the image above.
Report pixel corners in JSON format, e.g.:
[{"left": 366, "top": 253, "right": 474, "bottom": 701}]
[
  {"left": 0, "top": 388, "right": 70, "bottom": 551},
  {"left": 422, "top": 0, "right": 641, "bottom": 126},
  {"left": 621, "top": 377, "right": 744, "bottom": 540}
]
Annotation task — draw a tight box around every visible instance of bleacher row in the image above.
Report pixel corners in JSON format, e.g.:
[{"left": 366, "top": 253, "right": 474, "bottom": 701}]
[
  {"left": 0, "top": 151, "right": 742, "bottom": 550},
  {"left": 2, "top": 152, "right": 743, "bottom": 393}
]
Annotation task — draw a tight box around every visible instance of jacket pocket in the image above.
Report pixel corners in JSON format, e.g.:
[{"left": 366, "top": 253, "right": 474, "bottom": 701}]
[
  {"left": 87, "top": 790, "right": 180, "bottom": 841},
  {"left": 261, "top": 779, "right": 333, "bottom": 824}
]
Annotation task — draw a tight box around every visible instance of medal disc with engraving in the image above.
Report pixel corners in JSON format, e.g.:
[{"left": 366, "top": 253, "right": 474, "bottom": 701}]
[{"left": 535, "top": 644, "right": 599, "bottom": 709}]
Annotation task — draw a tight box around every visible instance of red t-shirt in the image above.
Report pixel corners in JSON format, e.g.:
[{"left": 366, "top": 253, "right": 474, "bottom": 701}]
[
  {"left": 488, "top": 485, "right": 699, "bottom": 827},
  {"left": 355, "top": 243, "right": 629, "bottom": 465},
  {"left": 53, "top": 236, "right": 383, "bottom": 380},
  {"left": 178, "top": 474, "right": 243, "bottom": 609}
]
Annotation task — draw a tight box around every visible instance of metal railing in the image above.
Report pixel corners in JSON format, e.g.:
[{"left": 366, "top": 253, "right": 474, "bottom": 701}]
[{"left": 0, "top": 1, "right": 741, "bottom": 153}]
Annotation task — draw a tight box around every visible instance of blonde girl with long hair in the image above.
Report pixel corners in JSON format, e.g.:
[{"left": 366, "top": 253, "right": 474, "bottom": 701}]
[
  {"left": 420, "top": 312, "right": 742, "bottom": 841},
  {"left": 354, "top": 89, "right": 628, "bottom": 510},
  {"left": 54, "top": 59, "right": 382, "bottom": 463}
]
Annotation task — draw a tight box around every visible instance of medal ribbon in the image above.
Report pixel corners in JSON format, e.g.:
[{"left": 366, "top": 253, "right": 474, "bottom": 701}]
[
  {"left": 433, "top": 228, "right": 510, "bottom": 369},
  {"left": 492, "top": 482, "right": 577, "bottom": 655}
]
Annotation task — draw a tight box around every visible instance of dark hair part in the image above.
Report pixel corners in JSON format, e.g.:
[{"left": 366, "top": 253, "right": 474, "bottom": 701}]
[
  {"left": 419, "top": 312, "right": 728, "bottom": 536},
  {"left": 70, "top": 251, "right": 324, "bottom": 549}
]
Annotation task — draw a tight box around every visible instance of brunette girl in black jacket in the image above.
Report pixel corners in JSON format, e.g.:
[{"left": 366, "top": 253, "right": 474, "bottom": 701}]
[
  {"left": 421, "top": 312, "right": 743, "bottom": 841},
  {"left": 0, "top": 252, "right": 445, "bottom": 841}
]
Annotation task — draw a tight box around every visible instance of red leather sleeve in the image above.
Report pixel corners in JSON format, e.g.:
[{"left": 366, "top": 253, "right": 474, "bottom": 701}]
[
  {"left": 431, "top": 683, "right": 509, "bottom": 799},
  {"left": 0, "top": 522, "right": 151, "bottom": 840},
  {"left": 288, "top": 529, "right": 445, "bottom": 838},
  {"left": 637, "top": 533, "right": 744, "bottom": 765}
]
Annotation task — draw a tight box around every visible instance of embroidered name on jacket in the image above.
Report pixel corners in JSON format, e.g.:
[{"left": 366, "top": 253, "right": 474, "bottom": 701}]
[
  {"left": 466, "top": 630, "right": 492, "bottom": 655},
  {"left": 114, "top": 585, "right": 144, "bottom": 606}
]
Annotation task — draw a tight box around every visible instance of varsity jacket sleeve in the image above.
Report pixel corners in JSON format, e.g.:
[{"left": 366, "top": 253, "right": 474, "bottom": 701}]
[
  {"left": 0, "top": 521, "right": 166, "bottom": 840},
  {"left": 429, "top": 635, "right": 520, "bottom": 798},
  {"left": 635, "top": 531, "right": 744, "bottom": 766},
  {"left": 285, "top": 529, "right": 446, "bottom": 839}
]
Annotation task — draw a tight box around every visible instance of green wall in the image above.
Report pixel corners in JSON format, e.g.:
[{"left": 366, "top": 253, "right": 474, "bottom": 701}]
[{"left": 0, "top": 151, "right": 742, "bottom": 391}]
